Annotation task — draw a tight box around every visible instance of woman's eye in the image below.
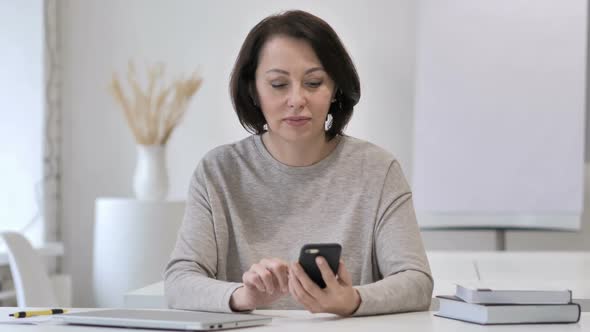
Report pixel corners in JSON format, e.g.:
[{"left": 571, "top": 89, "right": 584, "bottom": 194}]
[
  {"left": 271, "top": 83, "right": 287, "bottom": 89},
  {"left": 306, "top": 81, "right": 322, "bottom": 88}
]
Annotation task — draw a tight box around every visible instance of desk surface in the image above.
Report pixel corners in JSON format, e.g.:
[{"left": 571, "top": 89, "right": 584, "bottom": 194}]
[
  {"left": 0, "top": 308, "right": 588, "bottom": 331},
  {"left": 125, "top": 280, "right": 590, "bottom": 312}
]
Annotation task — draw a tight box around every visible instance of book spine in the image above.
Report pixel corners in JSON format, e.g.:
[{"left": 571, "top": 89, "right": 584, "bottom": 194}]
[{"left": 573, "top": 302, "right": 581, "bottom": 323}]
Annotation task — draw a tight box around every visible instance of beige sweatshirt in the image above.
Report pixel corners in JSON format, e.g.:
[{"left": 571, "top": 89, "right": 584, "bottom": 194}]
[{"left": 164, "top": 135, "right": 433, "bottom": 316}]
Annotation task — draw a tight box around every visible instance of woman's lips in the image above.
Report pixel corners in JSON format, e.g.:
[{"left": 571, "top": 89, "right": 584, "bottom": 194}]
[{"left": 284, "top": 117, "right": 311, "bottom": 127}]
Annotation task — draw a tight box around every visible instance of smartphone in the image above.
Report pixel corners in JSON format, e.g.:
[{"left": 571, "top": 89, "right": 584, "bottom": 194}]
[{"left": 298, "top": 243, "right": 342, "bottom": 288}]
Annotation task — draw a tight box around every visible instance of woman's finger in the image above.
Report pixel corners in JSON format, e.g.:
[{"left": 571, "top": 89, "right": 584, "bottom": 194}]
[
  {"left": 243, "top": 270, "right": 265, "bottom": 292},
  {"left": 252, "top": 264, "right": 275, "bottom": 293},
  {"left": 315, "top": 256, "right": 338, "bottom": 289},
  {"left": 289, "top": 270, "right": 317, "bottom": 310},
  {"left": 291, "top": 262, "right": 322, "bottom": 298},
  {"left": 337, "top": 259, "right": 353, "bottom": 286},
  {"left": 261, "top": 258, "right": 289, "bottom": 293}
]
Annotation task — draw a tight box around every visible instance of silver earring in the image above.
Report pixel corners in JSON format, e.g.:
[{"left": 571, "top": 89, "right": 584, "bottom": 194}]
[
  {"left": 263, "top": 123, "right": 268, "bottom": 131},
  {"left": 325, "top": 114, "right": 333, "bottom": 131}
]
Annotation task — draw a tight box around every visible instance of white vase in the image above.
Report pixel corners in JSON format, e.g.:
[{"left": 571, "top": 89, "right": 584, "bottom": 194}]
[{"left": 133, "top": 145, "right": 169, "bottom": 200}]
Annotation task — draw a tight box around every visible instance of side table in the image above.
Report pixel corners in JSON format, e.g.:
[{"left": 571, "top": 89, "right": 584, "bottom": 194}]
[{"left": 93, "top": 198, "right": 185, "bottom": 307}]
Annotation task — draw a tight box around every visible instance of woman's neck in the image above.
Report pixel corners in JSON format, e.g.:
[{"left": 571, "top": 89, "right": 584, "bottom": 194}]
[{"left": 261, "top": 132, "right": 339, "bottom": 167}]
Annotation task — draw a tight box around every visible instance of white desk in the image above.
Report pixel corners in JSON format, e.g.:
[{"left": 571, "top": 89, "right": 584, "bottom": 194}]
[
  {"left": 124, "top": 281, "right": 166, "bottom": 309},
  {"left": 125, "top": 250, "right": 590, "bottom": 311},
  {"left": 126, "top": 278, "right": 590, "bottom": 312},
  {"left": 0, "top": 307, "right": 588, "bottom": 331}
]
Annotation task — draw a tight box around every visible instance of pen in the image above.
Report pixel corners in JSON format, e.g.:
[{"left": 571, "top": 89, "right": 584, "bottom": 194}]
[{"left": 9, "top": 309, "right": 68, "bottom": 318}]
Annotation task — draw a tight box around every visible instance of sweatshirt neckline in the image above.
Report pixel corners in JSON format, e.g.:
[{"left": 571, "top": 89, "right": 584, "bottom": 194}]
[{"left": 252, "top": 134, "right": 346, "bottom": 175}]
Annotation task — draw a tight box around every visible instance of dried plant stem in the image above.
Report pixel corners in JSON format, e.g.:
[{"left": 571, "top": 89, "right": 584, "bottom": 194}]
[{"left": 109, "top": 61, "right": 202, "bottom": 145}]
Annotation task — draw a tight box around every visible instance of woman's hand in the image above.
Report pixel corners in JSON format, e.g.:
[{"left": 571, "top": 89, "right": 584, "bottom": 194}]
[
  {"left": 230, "top": 258, "right": 289, "bottom": 311},
  {"left": 288, "top": 257, "right": 361, "bottom": 316}
]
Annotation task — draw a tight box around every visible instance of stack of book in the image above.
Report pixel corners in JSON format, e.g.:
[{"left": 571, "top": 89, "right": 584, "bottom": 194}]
[{"left": 436, "top": 282, "right": 581, "bottom": 325}]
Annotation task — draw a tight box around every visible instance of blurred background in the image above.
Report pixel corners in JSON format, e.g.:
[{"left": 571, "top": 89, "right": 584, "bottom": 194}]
[{"left": 1, "top": 0, "right": 588, "bottom": 308}]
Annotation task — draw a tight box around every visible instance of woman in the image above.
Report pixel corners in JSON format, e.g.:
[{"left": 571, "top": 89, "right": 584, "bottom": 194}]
[{"left": 164, "top": 10, "right": 433, "bottom": 316}]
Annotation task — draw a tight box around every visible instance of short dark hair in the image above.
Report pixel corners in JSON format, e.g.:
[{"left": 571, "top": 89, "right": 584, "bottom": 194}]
[{"left": 229, "top": 10, "right": 361, "bottom": 140}]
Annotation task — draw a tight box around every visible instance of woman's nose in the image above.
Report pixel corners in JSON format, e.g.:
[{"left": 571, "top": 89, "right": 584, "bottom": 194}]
[{"left": 287, "top": 86, "right": 306, "bottom": 110}]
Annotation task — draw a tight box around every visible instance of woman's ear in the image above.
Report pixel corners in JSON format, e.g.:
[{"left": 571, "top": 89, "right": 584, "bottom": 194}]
[{"left": 331, "top": 88, "right": 339, "bottom": 103}]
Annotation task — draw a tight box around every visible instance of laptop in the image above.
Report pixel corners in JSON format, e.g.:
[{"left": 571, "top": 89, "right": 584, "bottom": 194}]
[{"left": 58, "top": 309, "right": 272, "bottom": 331}]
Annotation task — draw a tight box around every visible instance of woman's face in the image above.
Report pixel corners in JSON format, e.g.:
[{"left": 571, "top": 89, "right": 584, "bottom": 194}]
[{"left": 254, "top": 36, "right": 336, "bottom": 143}]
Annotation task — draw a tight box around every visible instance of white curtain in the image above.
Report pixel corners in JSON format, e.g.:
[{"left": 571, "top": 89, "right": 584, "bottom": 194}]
[
  {"left": 0, "top": 0, "right": 61, "bottom": 245},
  {"left": 42, "top": 0, "right": 62, "bottom": 244},
  {"left": 0, "top": 0, "right": 44, "bottom": 244}
]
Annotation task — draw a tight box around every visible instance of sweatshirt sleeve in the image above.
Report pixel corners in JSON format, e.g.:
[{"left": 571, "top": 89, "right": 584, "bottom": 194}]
[
  {"left": 353, "top": 160, "right": 434, "bottom": 316},
  {"left": 164, "top": 161, "right": 243, "bottom": 312}
]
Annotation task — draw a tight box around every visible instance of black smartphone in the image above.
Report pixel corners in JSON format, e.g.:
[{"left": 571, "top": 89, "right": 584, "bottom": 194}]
[{"left": 298, "top": 243, "right": 342, "bottom": 288}]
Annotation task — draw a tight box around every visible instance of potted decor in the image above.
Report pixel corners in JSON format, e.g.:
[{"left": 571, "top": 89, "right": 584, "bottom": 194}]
[{"left": 109, "top": 61, "right": 202, "bottom": 200}]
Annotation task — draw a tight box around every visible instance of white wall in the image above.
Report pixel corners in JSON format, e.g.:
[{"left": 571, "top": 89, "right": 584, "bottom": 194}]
[
  {"left": 59, "top": 0, "right": 418, "bottom": 306},
  {"left": 58, "top": 0, "right": 590, "bottom": 307}
]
